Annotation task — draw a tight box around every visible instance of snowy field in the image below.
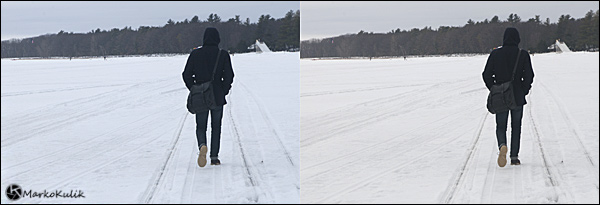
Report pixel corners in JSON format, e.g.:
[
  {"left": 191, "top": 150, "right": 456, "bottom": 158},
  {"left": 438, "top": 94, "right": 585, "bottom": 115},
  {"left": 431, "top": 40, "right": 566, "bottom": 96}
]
[
  {"left": 300, "top": 52, "right": 599, "bottom": 203},
  {"left": 1, "top": 52, "right": 299, "bottom": 203}
]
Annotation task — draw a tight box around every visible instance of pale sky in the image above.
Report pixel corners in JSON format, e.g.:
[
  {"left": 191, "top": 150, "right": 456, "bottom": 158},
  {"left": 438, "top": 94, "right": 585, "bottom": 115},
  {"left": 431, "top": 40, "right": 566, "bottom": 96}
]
[
  {"left": 1, "top": 1, "right": 299, "bottom": 41},
  {"left": 301, "top": 1, "right": 599, "bottom": 41}
]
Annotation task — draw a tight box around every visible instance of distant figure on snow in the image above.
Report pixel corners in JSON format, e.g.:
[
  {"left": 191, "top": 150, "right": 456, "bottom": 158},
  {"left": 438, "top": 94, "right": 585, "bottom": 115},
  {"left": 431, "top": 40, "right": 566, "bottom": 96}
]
[
  {"left": 182, "top": 27, "right": 235, "bottom": 167},
  {"left": 482, "top": 27, "right": 534, "bottom": 167}
]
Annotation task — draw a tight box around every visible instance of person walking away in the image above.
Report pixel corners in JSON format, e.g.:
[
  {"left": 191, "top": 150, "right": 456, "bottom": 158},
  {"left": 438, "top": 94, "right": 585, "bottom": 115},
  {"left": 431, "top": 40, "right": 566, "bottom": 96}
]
[
  {"left": 482, "top": 27, "right": 534, "bottom": 167},
  {"left": 182, "top": 27, "right": 234, "bottom": 167}
]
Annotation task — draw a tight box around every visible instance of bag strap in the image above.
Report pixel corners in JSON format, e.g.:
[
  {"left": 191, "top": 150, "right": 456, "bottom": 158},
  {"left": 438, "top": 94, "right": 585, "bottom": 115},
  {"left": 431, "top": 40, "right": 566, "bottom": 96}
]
[
  {"left": 210, "top": 49, "right": 222, "bottom": 82},
  {"left": 510, "top": 49, "right": 522, "bottom": 81}
]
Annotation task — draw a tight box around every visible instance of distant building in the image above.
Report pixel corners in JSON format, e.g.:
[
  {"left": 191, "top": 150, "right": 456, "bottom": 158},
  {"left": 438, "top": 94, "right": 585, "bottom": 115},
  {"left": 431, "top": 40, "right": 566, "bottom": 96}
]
[
  {"left": 248, "top": 40, "right": 272, "bottom": 53},
  {"left": 548, "top": 39, "right": 572, "bottom": 53}
]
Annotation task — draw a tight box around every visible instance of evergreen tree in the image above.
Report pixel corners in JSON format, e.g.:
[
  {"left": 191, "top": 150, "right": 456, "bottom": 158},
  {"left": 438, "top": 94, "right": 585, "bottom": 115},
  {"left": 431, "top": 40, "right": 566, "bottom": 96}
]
[
  {"left": 1, "top": 12, "right": 300, "bottom": 58},
  {"left": 467, "top": 19, "right": 475, "bottom": 25},
  {"left": 508, "top": 14, "right": 514, "bottom": 22},
  {"left": 208, "top": 14, "right": 214, "bottom": 22},
  {"left": 557, "top": 14, "right": 574, "bottom": 43},
  {"left": 207, "top": 14, "right": 221, "bottom": 23},
  {"left": 299, "top": 10, "right": 599, "bottom": 58},
  {"left": 491, "top": 15, "right": 499, "bottom": 23},
  {"left": 235, "top": 15, "right": 241, "bottom": 24},
  {"left": 191, "top": 15, "right": 199, "bottom": 23},
  {"left": 514, "top": 14, "right": 521, "bottom": 22},
  {"left": 578, "top": 10, "right": 599, "bottom": 49},
  {"left": 507, "top": 13, "right": 521, "bottom": 23}
]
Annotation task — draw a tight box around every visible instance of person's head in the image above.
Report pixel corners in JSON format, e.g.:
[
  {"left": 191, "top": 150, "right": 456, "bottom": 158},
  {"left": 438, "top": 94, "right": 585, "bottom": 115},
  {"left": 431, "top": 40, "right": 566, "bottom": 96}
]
[
  {"left": 203, "top": 27, "right": 220, "bottom": 46},
  {"left": 502, "top": 27, "right": 520, "bottom": 46}
]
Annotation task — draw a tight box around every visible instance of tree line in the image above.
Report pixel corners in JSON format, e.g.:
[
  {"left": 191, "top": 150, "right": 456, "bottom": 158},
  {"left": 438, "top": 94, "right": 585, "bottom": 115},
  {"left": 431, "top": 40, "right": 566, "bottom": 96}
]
[
  {"left": 300, "top": 10, "right": 599, "bottom": 58},
  {"left": 1, "top": 10, "right": 300, "bottom": 58}
]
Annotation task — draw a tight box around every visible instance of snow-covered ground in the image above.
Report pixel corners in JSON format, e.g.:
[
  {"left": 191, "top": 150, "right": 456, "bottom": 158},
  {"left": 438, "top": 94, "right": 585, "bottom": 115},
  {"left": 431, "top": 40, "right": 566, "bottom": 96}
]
[
  {"left": 1, "top": 52, "right": 299, "bottom": 203},
  {"left": 300, "top": 52, "right": 599, "bottom": 203}
]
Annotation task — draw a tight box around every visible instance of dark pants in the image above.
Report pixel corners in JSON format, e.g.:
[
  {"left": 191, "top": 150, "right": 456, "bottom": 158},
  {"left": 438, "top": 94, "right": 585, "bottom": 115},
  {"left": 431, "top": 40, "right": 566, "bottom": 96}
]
[
  {"left": 495, "top": 105, "right": 524, "bottom": 160},
  {"left": 195, "top": 105, "right": 224, "bottom": 160}
]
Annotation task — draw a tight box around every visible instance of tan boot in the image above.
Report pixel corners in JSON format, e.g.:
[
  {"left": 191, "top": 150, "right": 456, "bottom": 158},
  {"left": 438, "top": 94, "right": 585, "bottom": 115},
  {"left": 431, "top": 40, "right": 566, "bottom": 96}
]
[
  {"left": 497, "top": 145, "right": 507, "bottom": 167},
  {"left": 198, "top": 145, "right": 208, "bottom": 167}
]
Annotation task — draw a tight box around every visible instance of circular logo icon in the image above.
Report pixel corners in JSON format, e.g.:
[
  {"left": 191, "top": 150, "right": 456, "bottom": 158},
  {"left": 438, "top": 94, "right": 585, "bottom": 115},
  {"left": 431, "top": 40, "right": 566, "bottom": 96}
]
[{"left": 6, "top": 184, "right": 22, "bottom": 201}]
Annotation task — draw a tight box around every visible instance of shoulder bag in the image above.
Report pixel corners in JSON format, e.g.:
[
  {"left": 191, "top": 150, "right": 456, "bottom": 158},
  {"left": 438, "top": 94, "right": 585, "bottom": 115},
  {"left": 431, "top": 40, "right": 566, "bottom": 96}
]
[
  {"left": 187, "top": 49, "right": 222, "bottom": 114},
  {"left": 486, "top": 49, "right": 521, "bottom": 114}
]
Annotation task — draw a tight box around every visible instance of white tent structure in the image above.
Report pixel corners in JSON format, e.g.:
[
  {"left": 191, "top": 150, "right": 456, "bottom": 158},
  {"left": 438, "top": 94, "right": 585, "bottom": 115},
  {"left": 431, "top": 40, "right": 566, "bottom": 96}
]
[
  {"left": 248, "top": 40, "right": 272, "bottom": 53},
  {"left": 548, "top": 39, "right": 572, "bottom": 53}
]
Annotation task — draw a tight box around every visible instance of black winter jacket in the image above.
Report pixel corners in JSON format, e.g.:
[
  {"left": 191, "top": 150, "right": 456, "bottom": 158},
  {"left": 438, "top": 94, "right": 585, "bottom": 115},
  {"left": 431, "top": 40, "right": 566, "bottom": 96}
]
[
  {"left": 182, "top": 27, "right": 234, "bottom": 106},
  {"left": 482, "top": 27, "right": 534, "bottom": 106}
]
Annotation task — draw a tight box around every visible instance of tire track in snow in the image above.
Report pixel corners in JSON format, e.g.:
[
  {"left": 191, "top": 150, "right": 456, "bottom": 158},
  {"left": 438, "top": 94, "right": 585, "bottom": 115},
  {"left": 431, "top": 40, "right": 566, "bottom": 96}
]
[
  {"left": 302, "top": 77, "right": 485, "bottom": 203},
  {"left": 238, "top": 82, "right": 297, "bottom": 168},
  {"left": 309, "top": 92, "right": 484, "bottom": 203},
  {"left": 143, "top": 111, "right": 188, "bottom": 203},
  {"left": 212, "top": 161, "right": 225, "bottom": 203},
  {"left": 441, "top": 112, "right": 488, "bottom": 203},
  {"left": 238, "top": 82, "right": 300, "bottom": 192},
  {"left": 300, "top": 83, "right": 428, "bottom": 97},
  {"left": 318, "top": 113, "right": 482, "bottom": 203},
  {"left": 443, "top": 92, "right": 571, "bottom": 203},
  {"left": 512, "top": 154, "right": 525, "bottom": 202},
  {"left": 301, "top": 77, "right": 477, "bottom": 148},
  {"left": 22, "top": 113, "right": 182, "bottom": 204},
  {"left": 480, "top": 145, "right": 499, "bottom": 203},
  {"left": 0, "top": 83, "right": 128, "bottom": 97},
  {"left": 226, "top": 90, "right": 262, "bottom": 203},
  {"left": 527, "top": 89, "right": 568, "bottom": 203},
  {"left": 1, "top": 79, "right": 182, "bottom": 181},
  {"left": 1, "top": 77, "right": 173, "bottom": 130},
  {"left": 178, "top": 141, "right": 201, "bottom": 204},
  {"left": 1, "top": 88, "right": 122, "bottom": 147},
  {"left": 471, "top": 132, "right": 522, "bottom": 204},
  {"left": 442, "top": 82, "right": 584, "bottom": 204},
  {"left": 302, "top": 104, "right": 479, "bottom": 181},
  {"left": 1, "top": 78, "right": 177, "bottom": 148},
  {"left": 302, "top": 78, "right": 481, "bottom": 175},
  {"left": 1, "top": 105, "right": 181, "bottom": 183},
  {"left": 0, "top": 105, "right": 178, "bottom": 172},
  {"left": 537, "top": 81, "right": 599, "bottom": 188},
  {"left": 184, "top": 124, "right": 222, "bottom": 204}
]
